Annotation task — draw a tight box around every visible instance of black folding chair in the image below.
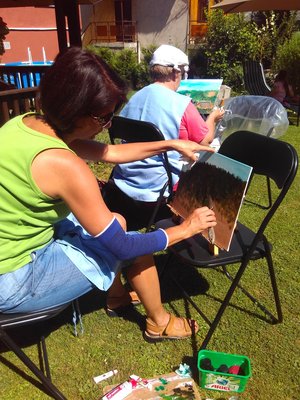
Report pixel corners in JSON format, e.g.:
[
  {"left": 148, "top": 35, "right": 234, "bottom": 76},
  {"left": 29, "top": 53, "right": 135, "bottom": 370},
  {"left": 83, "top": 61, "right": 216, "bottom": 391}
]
[
  {"left": 243, "top": 60, "right": 271, "bottom": 97},
  {"left": 243, "top": 60, "right": 300, "bottom": 126},
  {"left": 0, "top": 303, "right": 74, "bottom": 399},
  {"left": 156, "top": 131, "right": 298, "bottom": 349},
  {"left": 105, "top": 115, "right": 173, "bottom": 232}
]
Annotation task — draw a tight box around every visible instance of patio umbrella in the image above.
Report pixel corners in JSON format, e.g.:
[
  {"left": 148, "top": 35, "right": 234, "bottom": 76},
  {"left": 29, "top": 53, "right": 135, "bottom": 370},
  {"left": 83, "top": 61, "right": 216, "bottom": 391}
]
[{"left": 211, "top": 0, "right": 300, "bottom": 13}]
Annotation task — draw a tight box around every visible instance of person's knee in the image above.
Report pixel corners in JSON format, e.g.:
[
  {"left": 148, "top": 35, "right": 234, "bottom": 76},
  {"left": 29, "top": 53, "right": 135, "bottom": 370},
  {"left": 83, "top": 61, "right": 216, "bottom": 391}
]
[
  {"left": 113, "top": 212, "right": 127, "bottom": 230},
  {"left": 128, "top": 255, "right": 156, "bottom": 277}
]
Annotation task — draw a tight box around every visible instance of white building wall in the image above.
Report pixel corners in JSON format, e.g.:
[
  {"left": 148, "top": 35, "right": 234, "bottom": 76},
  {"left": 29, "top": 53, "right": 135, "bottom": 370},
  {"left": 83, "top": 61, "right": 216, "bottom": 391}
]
[{"left": 132, "top": 0, "right": 189, "bottom": 52}]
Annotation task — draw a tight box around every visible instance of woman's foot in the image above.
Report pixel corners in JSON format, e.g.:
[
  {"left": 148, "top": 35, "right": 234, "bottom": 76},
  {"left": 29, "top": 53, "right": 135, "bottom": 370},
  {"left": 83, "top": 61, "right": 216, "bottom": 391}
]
[
  {"left": 143, "top": 313, "right": 199, "bottom": 342},
  {"left": 106, "top": 290, "right": 141, "bottom": 317}
]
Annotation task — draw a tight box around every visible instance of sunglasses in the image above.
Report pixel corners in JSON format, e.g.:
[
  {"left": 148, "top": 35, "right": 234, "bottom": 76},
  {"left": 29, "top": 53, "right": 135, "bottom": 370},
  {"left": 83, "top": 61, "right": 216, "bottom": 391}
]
[
  {"left": 90, "top": 102, "right": 123, "bottom": 129},
  {"left": 90, "top": 111, "right": 114, "bottom": 129}
]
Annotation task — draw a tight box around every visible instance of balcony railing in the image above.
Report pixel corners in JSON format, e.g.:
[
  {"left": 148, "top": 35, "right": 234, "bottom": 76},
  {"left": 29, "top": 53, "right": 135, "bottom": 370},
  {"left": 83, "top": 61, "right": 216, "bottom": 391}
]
[
  {"left": 189, "top": 20, "right": 208, "bottom": 44},
  {"left": 88, "top": 20, "right": 137, "bottom": 44},
  {"left": 0, "top": 87, "right": 40, "bottom": 126}
]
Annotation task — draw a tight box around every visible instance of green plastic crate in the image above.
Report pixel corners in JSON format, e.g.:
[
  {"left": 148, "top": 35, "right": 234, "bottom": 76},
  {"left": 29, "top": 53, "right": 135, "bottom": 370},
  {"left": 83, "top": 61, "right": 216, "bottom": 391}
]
[{"left": 198, "top": 349, "right": 251, "bottom": 393}]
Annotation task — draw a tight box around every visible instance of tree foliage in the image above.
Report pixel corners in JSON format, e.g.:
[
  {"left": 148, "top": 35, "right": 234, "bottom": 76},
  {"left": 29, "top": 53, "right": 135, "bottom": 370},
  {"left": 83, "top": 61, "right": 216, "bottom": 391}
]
[
  {"left": 251, "top": 11, "right": 298, "bottom": 67},
  {"left": 190, "top": 10, "right": 259, "bottom": 91},
  {"left": 0, "top": 17, "right": 9, "bottom": 57},
  {"left": 86, "top": 45, "right": 153, "bottom": 90},
  {"left": 274, "top": 32, "right": 300, "bottom": 93},
  {"left": 191, "top": 9, "right": 299, "bottom": 92}
]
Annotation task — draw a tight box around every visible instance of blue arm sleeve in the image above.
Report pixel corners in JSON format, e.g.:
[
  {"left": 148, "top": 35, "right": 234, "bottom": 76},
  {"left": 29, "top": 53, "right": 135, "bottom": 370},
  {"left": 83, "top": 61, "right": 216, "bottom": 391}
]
[{"left": 95, "top": 217, "right": 168, "bottom": 260}]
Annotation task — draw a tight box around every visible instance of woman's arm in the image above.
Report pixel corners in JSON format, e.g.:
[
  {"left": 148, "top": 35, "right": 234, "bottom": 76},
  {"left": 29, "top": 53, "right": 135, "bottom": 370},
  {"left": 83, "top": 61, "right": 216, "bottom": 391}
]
[
  {"left": 201, "top": 108, "right": 225, "bottom": 145},
  {"left": 69, "top": 138, "right": 214, "bottom": 164},
  {"left": 180, "top": 103, "right": 224, "bottom": 146},
  {"left": 32, "top": 149, "right": 216, "bottom": 260},
  {"left": 89, "top": 207, "right": 216, "bottom": 261}
]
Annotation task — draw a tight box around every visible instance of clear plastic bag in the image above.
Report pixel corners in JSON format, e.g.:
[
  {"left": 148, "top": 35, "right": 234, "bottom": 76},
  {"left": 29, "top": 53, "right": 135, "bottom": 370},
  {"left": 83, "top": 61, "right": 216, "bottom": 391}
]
[{"left": 215, "top": 95, "right": 289, "bottom": 143}]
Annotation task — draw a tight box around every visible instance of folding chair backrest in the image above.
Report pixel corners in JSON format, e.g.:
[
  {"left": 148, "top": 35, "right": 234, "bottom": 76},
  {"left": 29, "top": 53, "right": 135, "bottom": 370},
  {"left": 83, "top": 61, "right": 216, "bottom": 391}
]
[
  {"left": 219, "top": 131, "right": 298, "bottom": 233},
  {"left": 243, "top": 60, "right": 271, "bottom": 96},
  {"left": 109, "top": 115, "right": 173, "bottom": 195},
  {"left": 109, "top": 115, "right": 165, "bottom": 142},
  {"left": 219, "top": 131, "right": 297, "bottom": 189}
]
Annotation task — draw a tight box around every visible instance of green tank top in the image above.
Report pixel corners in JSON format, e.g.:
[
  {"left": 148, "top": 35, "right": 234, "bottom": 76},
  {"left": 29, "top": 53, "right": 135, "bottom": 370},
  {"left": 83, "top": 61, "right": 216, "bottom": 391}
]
[{"left": 0, "top": 113, "right": 72, "bottom": 273}]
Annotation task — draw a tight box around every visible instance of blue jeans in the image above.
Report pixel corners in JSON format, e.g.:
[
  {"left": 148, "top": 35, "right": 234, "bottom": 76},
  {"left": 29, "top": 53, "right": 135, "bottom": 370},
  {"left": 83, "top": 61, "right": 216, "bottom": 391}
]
[{"left": 0, "top": 240, "right": 103, "bottom": 313}]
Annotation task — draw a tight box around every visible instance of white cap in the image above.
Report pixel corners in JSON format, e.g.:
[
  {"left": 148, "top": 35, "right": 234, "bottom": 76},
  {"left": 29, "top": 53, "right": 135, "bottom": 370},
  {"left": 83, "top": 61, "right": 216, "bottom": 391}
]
[{"left": 150, "top": 44, "right": 189, "bottom": 71}]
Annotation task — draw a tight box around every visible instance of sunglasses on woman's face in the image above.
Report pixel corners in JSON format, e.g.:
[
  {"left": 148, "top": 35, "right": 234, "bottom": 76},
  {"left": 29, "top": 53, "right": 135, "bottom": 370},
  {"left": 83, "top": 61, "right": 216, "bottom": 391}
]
[
  {"left": 90, "top": 102, "right": 123, "bottom": 129},
  {"left": 90, "top": 112, "right": 114, "bottom": 129}
]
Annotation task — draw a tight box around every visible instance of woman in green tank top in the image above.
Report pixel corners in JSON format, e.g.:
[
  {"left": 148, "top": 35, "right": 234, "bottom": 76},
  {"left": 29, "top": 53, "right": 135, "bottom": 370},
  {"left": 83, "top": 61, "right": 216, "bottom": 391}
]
[{"left": 0, "top": 47, "right": 216, "bottom": 342}]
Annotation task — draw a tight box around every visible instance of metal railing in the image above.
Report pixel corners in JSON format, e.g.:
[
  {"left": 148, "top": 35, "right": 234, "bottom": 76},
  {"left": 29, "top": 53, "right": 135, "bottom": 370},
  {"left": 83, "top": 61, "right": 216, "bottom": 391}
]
[
  {"left": 0, "top": 87, "right": 40, "bottom": 126},
  {"left": 0, "top": 65, "right": 50, "bottom": 89},
  {"left": 189, "top": 20, "right": 208, "bottom": 44},
  {"left": 87, "top": 20, "right": 137, "bottom": 44}
]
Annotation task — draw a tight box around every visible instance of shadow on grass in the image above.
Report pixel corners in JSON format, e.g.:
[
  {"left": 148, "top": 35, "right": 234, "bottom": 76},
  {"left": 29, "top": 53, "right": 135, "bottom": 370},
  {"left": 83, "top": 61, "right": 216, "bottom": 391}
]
[
  {"left": 0, "top": 354, "right": 51, "bottom": 396},
  {"left": 155, "top": 252, "right": 279, "bottom": 328},
  {"left": 0, "top": 287, "right": 145, "bottom": 355},
  {"left": 0, "top": 250, "right": 276, "bottom": 353},
  {"left": 155, "top": 253, "right": 210, "bottom": 302}
]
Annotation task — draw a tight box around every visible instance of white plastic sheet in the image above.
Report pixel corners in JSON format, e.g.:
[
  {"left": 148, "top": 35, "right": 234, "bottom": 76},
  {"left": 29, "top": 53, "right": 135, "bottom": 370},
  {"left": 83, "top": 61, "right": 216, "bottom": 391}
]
[{"left": 215, "top": 95, "right": 289, "bottom": 143}]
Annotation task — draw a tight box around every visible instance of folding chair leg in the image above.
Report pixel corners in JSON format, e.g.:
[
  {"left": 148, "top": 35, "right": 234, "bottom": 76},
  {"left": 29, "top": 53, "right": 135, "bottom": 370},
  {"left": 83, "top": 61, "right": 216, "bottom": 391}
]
[
  {"left": 266, "top": 177, "right": 272, "bottom": 209},
  {"left": 245, "top": 176, "right": 272, "bottom": 209},
  {"left": 0, "top": 328, "right": 67, "bottom": 400},
  {"left": 161, "top": 244, "right": 282, "bottom": 349},
  {"left": 169, "top": 274, "right": 212, "bottom": 326},
  {"left": 38, "top": 336, "right": 51, "bottom": 379},
  {"left": 159, "top": 254, "right": 212, "bottom": 325},
  {"left": 200, "top": 249, "right": 282, "bottom": 349},
  {"left": 221, "top": 238, "right": 282, "bottom": 325},
  {"left": 264, "top": 240, "right": 283, "bottom": 323},
  {"left": 200, "top": 261, "right": 249, "bottom": 350},
  {"left": 146, "top": 181, "right": 169, "bottom": 232}
]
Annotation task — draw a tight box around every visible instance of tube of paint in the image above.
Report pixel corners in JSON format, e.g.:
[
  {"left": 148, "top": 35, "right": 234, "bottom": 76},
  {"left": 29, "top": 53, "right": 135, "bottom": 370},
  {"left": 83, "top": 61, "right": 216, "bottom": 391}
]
[
  {"left": 101, "top": 380, "right": 133, "bottom": 400},
  {"left": 94, "top": 369, "right": 118, "bottom": 384}
]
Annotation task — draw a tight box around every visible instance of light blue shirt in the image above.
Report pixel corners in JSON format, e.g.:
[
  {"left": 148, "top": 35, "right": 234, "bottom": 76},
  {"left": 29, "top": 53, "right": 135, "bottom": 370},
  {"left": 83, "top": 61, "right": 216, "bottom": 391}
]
[{"left": 113, "top": 83, "right": 191, "bottom": 201}]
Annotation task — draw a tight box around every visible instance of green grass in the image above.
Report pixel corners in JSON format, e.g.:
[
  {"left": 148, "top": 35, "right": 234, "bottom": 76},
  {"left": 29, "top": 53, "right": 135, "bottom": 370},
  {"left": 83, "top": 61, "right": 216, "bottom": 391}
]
[{"left": 1, "top": 125, "right": 299, "bottom": 400}]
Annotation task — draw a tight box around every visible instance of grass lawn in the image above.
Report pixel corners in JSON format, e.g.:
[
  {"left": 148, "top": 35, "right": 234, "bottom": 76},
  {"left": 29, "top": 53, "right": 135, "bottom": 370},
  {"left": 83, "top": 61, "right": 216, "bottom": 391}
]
[{"left": 0, "top": 124, "right": 299, "bottom": 400}]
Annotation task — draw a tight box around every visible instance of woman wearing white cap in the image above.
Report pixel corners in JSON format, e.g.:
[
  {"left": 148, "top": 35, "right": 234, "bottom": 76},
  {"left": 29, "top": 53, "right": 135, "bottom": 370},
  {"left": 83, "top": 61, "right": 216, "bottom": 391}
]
[{"left": 102, "top": 44, "right": 224, "bottom": 230}]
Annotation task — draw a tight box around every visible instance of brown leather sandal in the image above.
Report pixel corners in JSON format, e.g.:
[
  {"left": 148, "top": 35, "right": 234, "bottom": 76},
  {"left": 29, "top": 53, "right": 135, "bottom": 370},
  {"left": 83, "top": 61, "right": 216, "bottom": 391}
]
[
  {"left": 106, "top": 291, "right": 141, "bottom": 317},
  {"left": 143, "top": 313, "right": 198, "bottom": 343},
  {"left": 128, "top": 290, "right": 141, "bottom": 306}
]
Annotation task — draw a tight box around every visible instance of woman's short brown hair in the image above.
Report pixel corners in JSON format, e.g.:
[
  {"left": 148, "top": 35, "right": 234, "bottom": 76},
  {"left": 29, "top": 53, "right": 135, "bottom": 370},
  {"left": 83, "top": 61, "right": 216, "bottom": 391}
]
[{"left": 39, "top": 47, "right": 128, "bottom": 137}]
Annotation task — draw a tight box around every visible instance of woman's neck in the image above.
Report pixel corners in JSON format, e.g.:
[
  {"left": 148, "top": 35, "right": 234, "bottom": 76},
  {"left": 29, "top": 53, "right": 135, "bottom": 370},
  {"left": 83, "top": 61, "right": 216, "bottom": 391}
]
[{"left": 22, "top": 114, "right": 61, "bottom": 140}]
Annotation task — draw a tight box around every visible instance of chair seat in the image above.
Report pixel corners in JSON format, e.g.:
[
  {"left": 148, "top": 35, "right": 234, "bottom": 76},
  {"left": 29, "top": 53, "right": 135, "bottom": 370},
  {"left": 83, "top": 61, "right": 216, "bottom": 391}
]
[
  {"left": 156, "top": 219, "right": 269, "bottom": 267},
  {"left": 0, "top": 303, "right": 71, "bottom": 329}
]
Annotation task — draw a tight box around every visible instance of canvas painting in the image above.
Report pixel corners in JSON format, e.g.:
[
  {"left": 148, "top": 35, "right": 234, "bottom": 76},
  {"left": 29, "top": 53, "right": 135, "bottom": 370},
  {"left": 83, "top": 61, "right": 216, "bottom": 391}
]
[
  {"left": 177, "top": 79, "right": 223, "bottom": 114},
  {"left": 169, "top": 152, "right": 253, "bottom": 251}
]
